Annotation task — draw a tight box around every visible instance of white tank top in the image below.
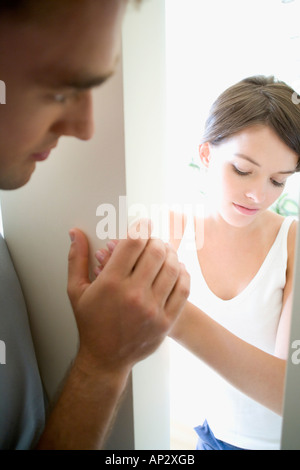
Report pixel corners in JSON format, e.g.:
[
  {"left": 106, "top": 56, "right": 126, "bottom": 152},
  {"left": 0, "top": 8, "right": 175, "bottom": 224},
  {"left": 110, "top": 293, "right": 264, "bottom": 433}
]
[{"left": 177, "top": 215, "right": 294, "bottom": 450}]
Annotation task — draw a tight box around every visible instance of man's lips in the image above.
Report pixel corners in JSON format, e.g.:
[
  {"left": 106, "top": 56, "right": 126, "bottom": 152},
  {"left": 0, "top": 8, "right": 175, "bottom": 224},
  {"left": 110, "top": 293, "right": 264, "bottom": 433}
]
[
  {"left": 31, "top": 145, "right": 57, "bottom": 162},
  {"left": 31, "top": 150, "right": 51, "bottom": 161},
  {"left": 233, "top": 203, "right": 259, "bottom": 216}
]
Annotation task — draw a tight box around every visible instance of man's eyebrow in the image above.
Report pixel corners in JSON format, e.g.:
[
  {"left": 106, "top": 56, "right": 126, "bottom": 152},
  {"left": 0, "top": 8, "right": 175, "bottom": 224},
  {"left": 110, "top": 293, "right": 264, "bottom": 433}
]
[
  {"left": 42, "top": 71, "right": 114, "bottom": 91},
  {"left": 234, "top": 153, "right": 296, "bottom": 174},
  {"left": 34, "top": 53, "right": 120, "bottom": 90}
]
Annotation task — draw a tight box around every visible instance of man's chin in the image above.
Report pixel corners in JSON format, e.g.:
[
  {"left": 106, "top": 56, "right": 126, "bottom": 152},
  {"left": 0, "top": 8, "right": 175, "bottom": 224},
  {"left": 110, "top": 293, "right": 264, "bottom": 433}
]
[{"left": 0, "top": 168, "right": 34, "bottom": 190}]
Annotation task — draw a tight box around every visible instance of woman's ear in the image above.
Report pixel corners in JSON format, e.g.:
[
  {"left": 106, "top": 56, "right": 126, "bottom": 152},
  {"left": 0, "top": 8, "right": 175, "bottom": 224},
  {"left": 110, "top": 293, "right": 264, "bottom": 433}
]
[{"left": 198, "top": 142, "right": 211, "bottom": 168}]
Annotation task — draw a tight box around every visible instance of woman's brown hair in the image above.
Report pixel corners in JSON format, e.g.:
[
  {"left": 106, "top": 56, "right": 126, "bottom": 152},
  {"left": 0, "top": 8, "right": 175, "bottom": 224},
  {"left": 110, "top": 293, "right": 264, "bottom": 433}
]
[{"left": 202, "top": 76, "right": 300, "bottom": 170}]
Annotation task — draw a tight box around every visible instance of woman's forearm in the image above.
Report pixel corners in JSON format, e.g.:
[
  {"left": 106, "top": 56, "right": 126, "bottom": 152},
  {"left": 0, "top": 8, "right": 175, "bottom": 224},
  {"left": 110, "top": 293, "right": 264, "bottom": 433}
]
[{"left": 170, "top": 302, "right": 286, "bottom": 415}]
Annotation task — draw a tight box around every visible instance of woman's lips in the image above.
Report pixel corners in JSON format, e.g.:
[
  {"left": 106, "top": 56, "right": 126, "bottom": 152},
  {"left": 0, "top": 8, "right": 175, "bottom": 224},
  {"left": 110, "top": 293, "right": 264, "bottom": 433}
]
[{"left": 233, "top": 203, "right": 259, "bottom": 216}]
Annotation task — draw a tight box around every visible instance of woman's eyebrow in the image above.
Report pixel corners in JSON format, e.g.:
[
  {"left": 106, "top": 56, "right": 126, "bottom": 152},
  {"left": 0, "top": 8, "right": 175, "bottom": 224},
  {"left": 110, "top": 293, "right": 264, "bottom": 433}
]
[
  {"left": 234, "top": 153, "right": 260, "bottom": 167},
  {"left": 234, "top": 153, "right": 296, "bottom": 174},
  {"left": 277, "top": 169, "right": 296, "bottom": 175}
]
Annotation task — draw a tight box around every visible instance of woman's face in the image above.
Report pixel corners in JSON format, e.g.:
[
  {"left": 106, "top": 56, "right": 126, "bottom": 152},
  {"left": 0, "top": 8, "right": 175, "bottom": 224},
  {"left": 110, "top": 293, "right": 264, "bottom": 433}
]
[{"left": 200, "top": 125, "right": 298, "bottom": 227}]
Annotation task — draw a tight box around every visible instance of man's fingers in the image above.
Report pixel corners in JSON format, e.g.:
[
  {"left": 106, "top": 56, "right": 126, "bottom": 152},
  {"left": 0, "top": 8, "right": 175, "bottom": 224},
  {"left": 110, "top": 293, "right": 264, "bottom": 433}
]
[
  {"left": 164, "top": 263, "right": 190, "bottom": 320},
  {"left": 67, "top": 228, "right": 91, "bottom": 305},
  {"left": 100, "top": 219, "right": 153, "bottom": 278},
  {"left": 151, "top": 245, "right": 180, "bottom": 306},
  {"left": 130, "top": 238, "right": 167, "bottom": 287}
]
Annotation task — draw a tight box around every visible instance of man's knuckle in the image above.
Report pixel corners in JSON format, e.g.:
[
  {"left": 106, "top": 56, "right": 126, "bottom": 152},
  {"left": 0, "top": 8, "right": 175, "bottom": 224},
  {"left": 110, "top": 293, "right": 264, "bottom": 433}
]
[
  {"left": 102, "top": 274, "right": 119, "bottom": 293},
  {"left": 149, "top": 240, "right": 166, "bottom": 261},
  {"left": 179, "top": 275, "right": 191, "bottom": 299},
  {"left": 146, "top": 301, "right": 160, "bottom": 318},
  {"left": 180, "top": 283, "right": 190, "bottom": 299},
  {"left": 164, "top": 256, "right": 180, "bottom": 279},
  {"left": 126, "top": 288, "right": 144, "bottom": 309},
  {"left": 127, "top": 291, "right": 159, "bottom": 319},
  {"left": 126, "top": 235, "right": 145, "bottom": 250}
]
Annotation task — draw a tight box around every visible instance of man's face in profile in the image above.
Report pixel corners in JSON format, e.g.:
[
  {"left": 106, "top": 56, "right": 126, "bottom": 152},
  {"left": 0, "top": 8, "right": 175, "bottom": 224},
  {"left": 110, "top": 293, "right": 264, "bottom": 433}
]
[{"left": 0, "top": 0, "right": 127, "bottom": 190}]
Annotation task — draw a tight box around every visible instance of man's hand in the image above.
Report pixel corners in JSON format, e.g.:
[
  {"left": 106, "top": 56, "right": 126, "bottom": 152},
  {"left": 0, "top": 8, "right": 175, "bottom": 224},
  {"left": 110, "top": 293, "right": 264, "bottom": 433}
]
[
  {"left": 67, "top": 220, "right": 190, "bottom": 376},
  {"left": 37, "top": 220, "right": 189, "bottom": 450}
]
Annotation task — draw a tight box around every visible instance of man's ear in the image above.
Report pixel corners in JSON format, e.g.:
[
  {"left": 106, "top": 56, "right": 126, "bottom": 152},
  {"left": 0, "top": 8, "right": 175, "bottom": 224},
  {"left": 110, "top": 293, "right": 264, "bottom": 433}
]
[{"left": 198, "top": 142, "right": 211, "bottom": 168}]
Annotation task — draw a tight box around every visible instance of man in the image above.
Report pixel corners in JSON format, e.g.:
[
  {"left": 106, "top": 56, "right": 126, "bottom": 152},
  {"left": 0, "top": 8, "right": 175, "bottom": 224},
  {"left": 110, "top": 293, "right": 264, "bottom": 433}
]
[{"left": 0, "top": 0, "right": 190, "bottom": 449}]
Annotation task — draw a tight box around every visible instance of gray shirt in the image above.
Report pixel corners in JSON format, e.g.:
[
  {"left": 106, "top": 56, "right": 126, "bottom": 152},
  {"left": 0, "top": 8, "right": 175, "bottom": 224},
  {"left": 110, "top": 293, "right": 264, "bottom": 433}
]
[{"left": 0, "top": 235, "right": 46, "bottom": 449}]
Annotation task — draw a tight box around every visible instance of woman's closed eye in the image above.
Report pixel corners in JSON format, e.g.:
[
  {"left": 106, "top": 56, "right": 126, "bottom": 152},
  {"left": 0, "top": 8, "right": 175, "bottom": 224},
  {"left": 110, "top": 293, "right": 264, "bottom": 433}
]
[
  {"left": 232, "top": 165, "right": 286, "bottom": 188},
  {"left": 270, "top": 178, "right": 285, "bottom": 188},
  {"left": 232, "top": 165, "right": 250, "bottom": 176}
]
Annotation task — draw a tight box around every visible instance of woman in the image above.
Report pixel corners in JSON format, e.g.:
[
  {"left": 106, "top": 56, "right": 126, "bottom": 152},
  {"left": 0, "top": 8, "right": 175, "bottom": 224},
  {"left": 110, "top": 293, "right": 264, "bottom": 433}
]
[{"left": 169, "top": 75, "right": 300, "bottom": 450}]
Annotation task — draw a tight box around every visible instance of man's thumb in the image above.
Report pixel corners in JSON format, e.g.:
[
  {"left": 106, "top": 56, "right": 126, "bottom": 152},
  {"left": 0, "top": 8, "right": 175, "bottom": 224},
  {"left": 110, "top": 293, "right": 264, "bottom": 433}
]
[{"left": 67, "top": 228, "right": 90, "bottom": 305}]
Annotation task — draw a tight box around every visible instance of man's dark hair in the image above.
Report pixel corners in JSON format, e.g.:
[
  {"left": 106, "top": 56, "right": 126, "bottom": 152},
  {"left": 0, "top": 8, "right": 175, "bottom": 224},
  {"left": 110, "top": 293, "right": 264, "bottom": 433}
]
[
  {"left": 0, "top": 0, "right": 142, "bottom": 21},
  {"left": 0, "top": 0, "right": 63, "bottom": 20},
  {"left": 0, "top": 0, "right": 142, "bottom": 12}
]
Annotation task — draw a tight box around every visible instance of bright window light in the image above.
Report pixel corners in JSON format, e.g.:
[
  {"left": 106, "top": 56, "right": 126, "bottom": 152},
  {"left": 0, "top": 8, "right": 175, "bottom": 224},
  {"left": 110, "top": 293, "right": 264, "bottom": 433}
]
[{"left": 165, "top": 0, "right": 300, "bottom": 449}]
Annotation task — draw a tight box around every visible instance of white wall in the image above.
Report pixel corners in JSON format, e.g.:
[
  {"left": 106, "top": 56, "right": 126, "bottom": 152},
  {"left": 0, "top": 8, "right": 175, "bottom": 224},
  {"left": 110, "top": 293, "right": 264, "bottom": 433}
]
[{"left": 122, "top": 0, "right": 170, "bottom": 450}]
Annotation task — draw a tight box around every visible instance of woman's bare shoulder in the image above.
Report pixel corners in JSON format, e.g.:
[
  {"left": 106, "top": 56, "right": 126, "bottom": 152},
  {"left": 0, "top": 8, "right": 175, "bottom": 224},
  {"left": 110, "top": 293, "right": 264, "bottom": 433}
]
[
  {"left": 266, "top": 210, "right": 298, "bottom": 273},
  {"left": 264, "top": 210, "right": 296, "bottom": 236},
  {"left": 265, "top": 209, "right": 285, "bottom": 227},
  {"left": 266, "top": 210, "right": 297, "bottom": 237}
]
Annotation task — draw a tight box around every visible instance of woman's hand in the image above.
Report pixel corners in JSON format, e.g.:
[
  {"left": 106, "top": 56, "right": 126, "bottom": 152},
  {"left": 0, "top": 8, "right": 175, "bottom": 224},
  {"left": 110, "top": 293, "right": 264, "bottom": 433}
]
[{"left": 94, "top": 240, "right": 118, "bottom": 277}]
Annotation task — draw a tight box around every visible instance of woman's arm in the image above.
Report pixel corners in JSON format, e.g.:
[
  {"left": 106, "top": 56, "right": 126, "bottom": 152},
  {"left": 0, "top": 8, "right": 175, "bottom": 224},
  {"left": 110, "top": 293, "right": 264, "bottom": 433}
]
[
  {"left": 170, "top": 220, "right": 298, "bottom": 416},
  {"left": 170, "top": 302, "right": 286, "bottom": 415},
  {"left": 274, "top": 220, "right": 297, "bottom": 358}
]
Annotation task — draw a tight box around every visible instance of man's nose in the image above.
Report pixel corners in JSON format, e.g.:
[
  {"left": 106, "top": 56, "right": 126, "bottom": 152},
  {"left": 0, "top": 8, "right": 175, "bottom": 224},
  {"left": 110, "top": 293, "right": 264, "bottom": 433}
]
[{"left": 51, "top": 91, "right": 95, "bottom": 141}]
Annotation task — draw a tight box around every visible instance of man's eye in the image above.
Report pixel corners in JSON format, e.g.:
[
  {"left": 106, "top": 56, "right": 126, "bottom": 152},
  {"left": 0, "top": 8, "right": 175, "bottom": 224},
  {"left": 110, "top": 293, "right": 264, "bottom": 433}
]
[{"left": 53, "top": 93, "right": 67, "bottom": 103}]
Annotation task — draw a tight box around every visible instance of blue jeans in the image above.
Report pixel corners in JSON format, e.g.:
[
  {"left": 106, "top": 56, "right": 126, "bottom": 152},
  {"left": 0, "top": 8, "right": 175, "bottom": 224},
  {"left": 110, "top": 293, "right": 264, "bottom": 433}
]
[{"left": 195, "top": 420, "right": 245, "bottom": 450}]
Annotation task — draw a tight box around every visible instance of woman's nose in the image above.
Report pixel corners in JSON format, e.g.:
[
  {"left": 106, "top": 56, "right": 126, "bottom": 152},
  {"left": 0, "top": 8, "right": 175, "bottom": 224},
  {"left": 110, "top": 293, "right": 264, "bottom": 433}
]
[{"left": 245, "top": 182, "right": 266, "bottom": 204}]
